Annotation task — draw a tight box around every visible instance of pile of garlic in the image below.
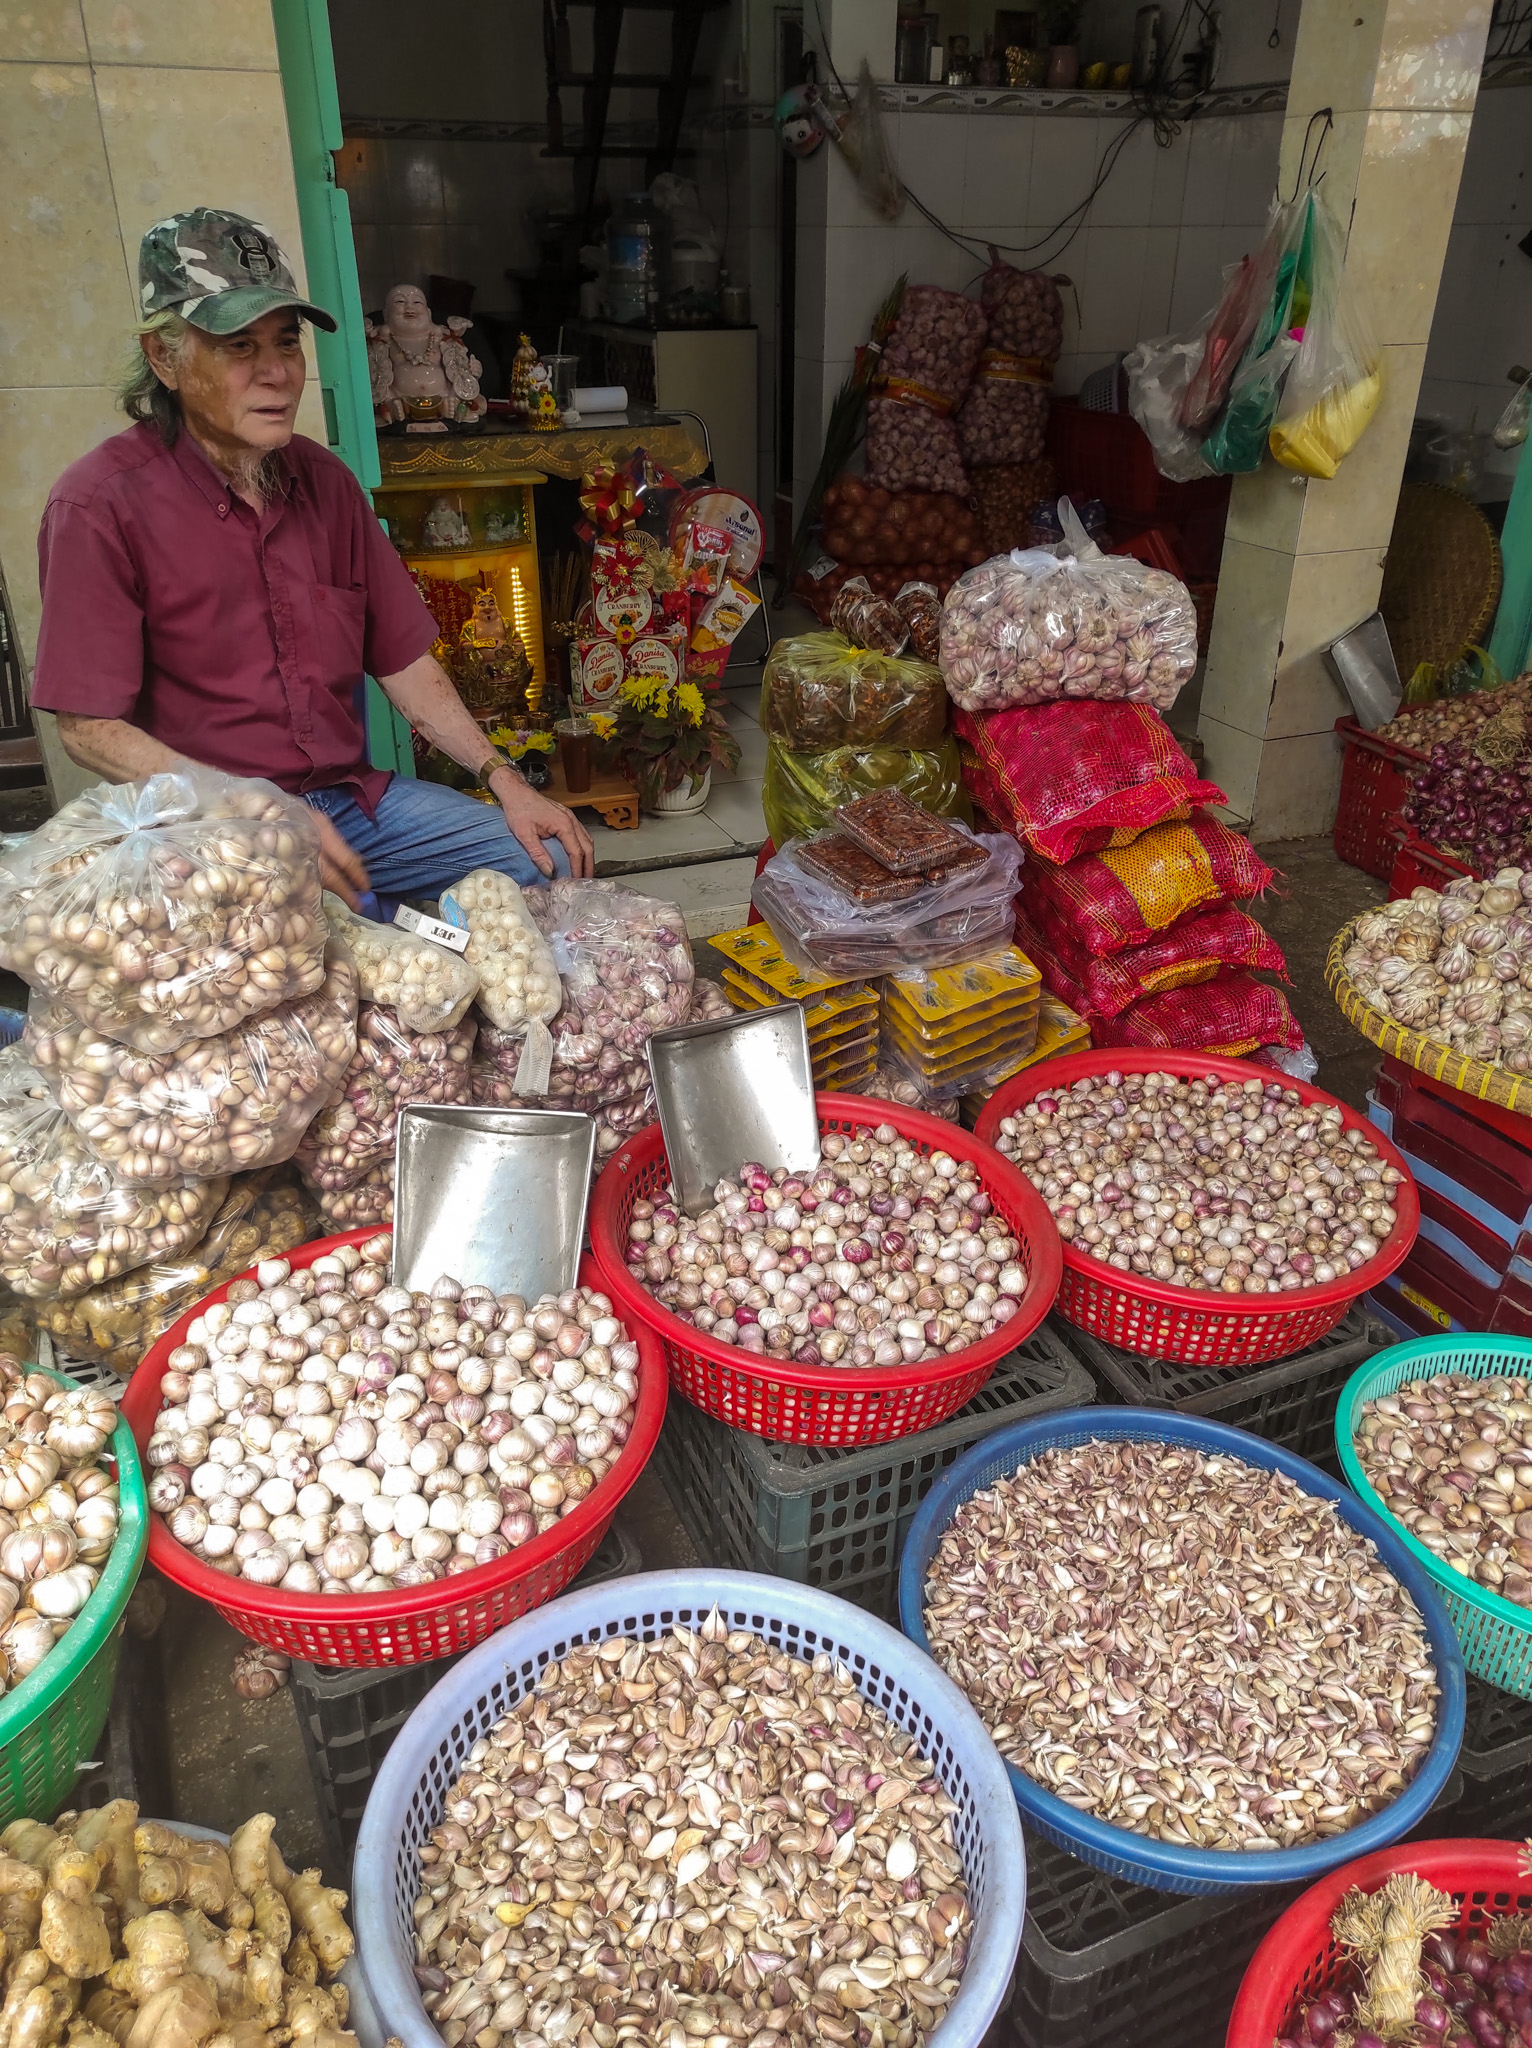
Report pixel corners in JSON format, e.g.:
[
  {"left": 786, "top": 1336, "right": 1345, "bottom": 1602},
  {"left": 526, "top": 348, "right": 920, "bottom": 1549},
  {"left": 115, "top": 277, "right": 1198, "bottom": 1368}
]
[
  {"left": 0, "top": 1359, "right": 121, "bottom": 1694},
  {"left": 1341, "top": 869, "right": 1532, "bottom": 1072},
  {"left": 145, "top": 1235, "right": 641, "bottom": 1594}
]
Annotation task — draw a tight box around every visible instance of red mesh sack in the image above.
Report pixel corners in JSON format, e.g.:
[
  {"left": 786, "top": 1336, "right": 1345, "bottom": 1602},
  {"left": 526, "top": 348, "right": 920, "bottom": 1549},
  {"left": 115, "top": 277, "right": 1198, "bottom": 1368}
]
[
  {"left": 865, "top": 287, "right": 988, "bottom": 497},
  {"left": 1089, "top": 974, "right": 1304, "bottom": 1057},
  {"left": 1013, "top": 899, "right": 1287, "bottom": 1019},
  {"left": 1020, "top": 813, "right": 1276, "bottom": 957},
  {"left": 952, "top": 701, "right": 1225, "bottom": 866}
]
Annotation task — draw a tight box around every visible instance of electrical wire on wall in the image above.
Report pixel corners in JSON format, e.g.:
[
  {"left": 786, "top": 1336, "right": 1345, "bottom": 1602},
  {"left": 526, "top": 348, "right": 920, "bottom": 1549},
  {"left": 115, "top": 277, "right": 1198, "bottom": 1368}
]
[{"left": 810, "top": 0, "right": 1224, "bottom": 274}]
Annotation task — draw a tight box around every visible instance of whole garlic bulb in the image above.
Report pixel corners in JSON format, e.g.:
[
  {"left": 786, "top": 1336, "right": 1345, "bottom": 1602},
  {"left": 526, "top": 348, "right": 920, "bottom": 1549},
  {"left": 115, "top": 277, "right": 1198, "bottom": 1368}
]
[
  {"left": 29, "top": 1564, "right": 98, "bottom": 1619},
  {"left": 323, "top": 895, "right": 479, "bottom": 1034},
  {"left": 447, "top": 871, "right": 561, "bottom": 1034}
]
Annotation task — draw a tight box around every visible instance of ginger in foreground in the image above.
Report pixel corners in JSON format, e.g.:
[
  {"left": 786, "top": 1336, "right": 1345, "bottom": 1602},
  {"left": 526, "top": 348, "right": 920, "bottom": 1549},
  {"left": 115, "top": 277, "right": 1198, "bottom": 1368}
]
[{"left": 0, "top": 1807, "right": 356, "bottom": 2048}]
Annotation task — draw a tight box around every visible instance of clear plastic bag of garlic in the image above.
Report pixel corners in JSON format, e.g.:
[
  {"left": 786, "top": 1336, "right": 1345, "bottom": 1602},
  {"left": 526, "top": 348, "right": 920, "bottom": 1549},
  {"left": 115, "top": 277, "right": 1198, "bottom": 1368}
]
[
  {"left": 322, "top": 892, "right": 478, "bottom": 1033},
  {"left": 0, "top": 1354, "right": 122, "bottom": 1694},
  {"left": 313, "top": 1158, "right": 393, "bottom": 1230},
  {"left": 295, "top": 1003, "right": 476, "bottom": 1194},
  {"left": 0, "top": 1048, "right": 229, "bottom": 1302},
  {"left": 1341, "top": 868, "right": 1532, "bottom": 1072},
  {"left": 144, "top": 1233, "right": 642, "bottom": 1593},
  {"left": 0, "top": 768, "right": 328, "bottom": 1054},
  {"left": 23, "top": 955, "right": 359, "bottom": 1186},
  {"left": 440, "top": 868, "right": 561, "bottom": 1039}
]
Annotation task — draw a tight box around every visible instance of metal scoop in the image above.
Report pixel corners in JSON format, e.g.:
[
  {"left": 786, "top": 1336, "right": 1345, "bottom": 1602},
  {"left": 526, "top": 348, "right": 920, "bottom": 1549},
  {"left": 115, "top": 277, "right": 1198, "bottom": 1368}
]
[
  {"left": 391, "top": 1104, "right": 595, "bottom": 1297},
  {"left": 647, "top": 1002, "right": 821, "bottom": 1215},
  {"left": 1325, "top": 611, "right": 1402, "bottom": 731}
]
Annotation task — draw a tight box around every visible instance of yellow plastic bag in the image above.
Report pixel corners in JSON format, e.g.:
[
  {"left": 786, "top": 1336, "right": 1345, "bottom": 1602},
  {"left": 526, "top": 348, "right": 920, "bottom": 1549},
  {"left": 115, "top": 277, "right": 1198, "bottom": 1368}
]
[
  {"left": 1270, "top": 365, "right": 1382, "bottom": 478},
  {"left": 762, "top": 735, "right": 972, "bottom": 846}
]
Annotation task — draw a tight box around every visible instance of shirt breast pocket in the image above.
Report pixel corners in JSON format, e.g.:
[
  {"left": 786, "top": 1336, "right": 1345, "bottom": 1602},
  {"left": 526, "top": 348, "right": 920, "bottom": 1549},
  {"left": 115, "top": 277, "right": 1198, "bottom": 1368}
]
[{"left": 310, "top": 583, "right": 368, "bottom": 686}]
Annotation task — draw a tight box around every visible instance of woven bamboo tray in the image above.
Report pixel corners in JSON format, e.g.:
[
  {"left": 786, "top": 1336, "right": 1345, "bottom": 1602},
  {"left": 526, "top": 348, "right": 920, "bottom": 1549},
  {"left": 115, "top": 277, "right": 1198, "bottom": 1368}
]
[
  {"left": 1326, "top": 914, "right": 1532, "bottom": 1117},
  {"left": 1379, "top": 482, "right": 1503, "bottom": 682}
]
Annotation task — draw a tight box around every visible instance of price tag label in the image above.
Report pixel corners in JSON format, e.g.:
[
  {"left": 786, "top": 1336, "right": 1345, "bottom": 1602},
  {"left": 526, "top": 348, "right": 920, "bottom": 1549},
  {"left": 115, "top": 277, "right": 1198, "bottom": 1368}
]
[{"left": 396, "top": 902, "right": 471, "bottom": 954}]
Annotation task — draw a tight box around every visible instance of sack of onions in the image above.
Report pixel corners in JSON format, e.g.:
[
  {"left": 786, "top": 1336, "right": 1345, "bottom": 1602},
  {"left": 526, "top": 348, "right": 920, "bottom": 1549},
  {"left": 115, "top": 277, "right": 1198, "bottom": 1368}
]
[
  {"left": 23, "top": 954, "right": 359, "bottom": 1185},
  {"left": 144, "top": 1234, "right": 644, "bottom": 1594},
  {"left": 0, "top": 1048, "right": 228, "bottom": 1302},
  {"left": 322, "top": 891, "right": 478, "bottom": 1033},
  {"left": 295, "top": 1003, "right": 476, "bottom": 1194},
  {"left": 37, "top": 1167, "right": 318, "bottom": 1380},
  {"left": 0, "top": 1356, "right": 127, "bottom": 1693},
  {"left": 0, "top": 767, "right": 327, "bottom": 1054}
]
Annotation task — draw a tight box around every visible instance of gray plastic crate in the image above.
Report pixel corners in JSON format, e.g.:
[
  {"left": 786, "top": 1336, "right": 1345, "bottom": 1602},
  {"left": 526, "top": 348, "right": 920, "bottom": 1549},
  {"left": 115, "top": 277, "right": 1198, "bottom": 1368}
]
[
  {"left": 651, "top": 1326, "right": 1094, "bottom": 1620},
  {"left": 1072, "top": 1304, "right": 1395, "bottom": 1476}
]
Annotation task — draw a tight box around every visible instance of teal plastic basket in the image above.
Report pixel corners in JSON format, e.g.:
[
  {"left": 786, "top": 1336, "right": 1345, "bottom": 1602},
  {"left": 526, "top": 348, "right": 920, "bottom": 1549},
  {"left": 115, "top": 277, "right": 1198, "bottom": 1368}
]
[{"left": 1336, "top": 1334, "right": 1532, "bottom": 1700}]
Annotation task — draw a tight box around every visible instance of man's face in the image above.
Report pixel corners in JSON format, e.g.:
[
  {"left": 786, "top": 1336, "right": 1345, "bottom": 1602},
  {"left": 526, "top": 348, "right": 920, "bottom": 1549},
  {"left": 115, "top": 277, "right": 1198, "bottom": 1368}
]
[
  {"left": 385, "top": 285, "right": 430, "bottom": 330},
  {"left": 148, "top": 307, "right": 306, "bottom": 456}
]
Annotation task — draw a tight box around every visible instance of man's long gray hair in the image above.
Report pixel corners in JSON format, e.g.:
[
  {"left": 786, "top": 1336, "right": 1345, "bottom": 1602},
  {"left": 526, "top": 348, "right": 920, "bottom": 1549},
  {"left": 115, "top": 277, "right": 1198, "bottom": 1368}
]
[{"left": 117, "top": 310, "right": 190, "bottom": 446}]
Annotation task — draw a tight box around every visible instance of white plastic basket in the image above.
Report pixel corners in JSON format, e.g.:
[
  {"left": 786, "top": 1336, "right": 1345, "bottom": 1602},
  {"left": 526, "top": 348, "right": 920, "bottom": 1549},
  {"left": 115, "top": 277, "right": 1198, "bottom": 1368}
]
[{"left": 353, "top": 1569, "right": 1026, "bottom": 2048}]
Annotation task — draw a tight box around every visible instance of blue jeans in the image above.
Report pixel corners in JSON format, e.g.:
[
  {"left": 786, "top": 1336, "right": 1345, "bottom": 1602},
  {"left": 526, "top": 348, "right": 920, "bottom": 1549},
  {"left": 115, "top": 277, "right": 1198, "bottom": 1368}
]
[{"left": 303, "top": 776, "right": 572, "bottom": 900}]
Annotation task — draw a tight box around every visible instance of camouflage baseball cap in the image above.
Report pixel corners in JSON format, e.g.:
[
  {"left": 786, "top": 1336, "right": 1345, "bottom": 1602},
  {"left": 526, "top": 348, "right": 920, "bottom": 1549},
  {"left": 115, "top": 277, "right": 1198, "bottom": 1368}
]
[{"left": 138, "top": 208, "right": 337, "bottom": 335}]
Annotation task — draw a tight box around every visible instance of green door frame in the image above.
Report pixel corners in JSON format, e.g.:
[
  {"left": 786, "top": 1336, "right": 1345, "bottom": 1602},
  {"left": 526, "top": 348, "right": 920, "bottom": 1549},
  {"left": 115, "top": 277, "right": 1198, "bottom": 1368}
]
[
  {"left": 271, "top": 0, "right": 416, "bottom": 775},
  {"left": 1490, "top": 441, "right": 1532, "bottom": 682}
]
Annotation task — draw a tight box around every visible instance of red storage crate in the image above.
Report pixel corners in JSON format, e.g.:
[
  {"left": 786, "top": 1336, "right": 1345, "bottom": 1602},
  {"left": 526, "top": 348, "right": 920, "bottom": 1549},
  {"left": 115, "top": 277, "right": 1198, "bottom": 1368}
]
[
  {"left": 1046, "top": 399, "right": 1231, "bottom": 526},
  {"left": 1374, "top": 1057, "right": 1532, "bottom": 1236},
  {"left": 1108, "top": 527, "right": 1184, "bottom": 576},
  {"left": 1332, "top": 717, "right": 1429, "bottom": 880},
  {"left": 1378, "top": 1052, "right": 1532, "bottom": 1151},
  {"left": 1389, "top": 835, "right": 1477, "bottom": 897},
  {"left": 1382, "top": 1233, "right": 1532, "bottom": 1335}
]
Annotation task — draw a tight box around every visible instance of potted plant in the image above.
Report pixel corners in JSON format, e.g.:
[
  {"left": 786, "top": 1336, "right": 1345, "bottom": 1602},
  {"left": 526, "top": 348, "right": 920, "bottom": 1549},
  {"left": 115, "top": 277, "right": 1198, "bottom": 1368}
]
[
  {"left": 1046, "top": 0, "right": 1081, "bottom": 84},
  {"left": 598, "top": 674, "right": 740, "bottom": 815}
]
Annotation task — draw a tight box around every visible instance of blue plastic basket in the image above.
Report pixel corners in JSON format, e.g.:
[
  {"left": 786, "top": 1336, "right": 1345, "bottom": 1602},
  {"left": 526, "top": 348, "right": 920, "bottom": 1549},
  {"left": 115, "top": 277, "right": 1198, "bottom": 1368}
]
[
  {"left": 1337, "top": 1334, "right": 1532, "bottom": 1701},
  {"left": 353, "top": 1569, "right": 1026, "bottom": 2048},
  {"left": 898, "top": 1408, "right": 1466, "bottom": 1897}
]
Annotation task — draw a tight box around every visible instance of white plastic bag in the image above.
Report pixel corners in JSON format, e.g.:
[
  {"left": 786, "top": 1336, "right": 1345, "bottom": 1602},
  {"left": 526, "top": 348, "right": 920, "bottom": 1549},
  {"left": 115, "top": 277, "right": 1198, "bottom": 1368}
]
[
  {"left": 0, "top": 770, "right": 326, "bottom": 1053},
  {"left": 1269, "top": 189, "right": 1382, "bottom": 479},
  {"left": 439, "top": 868, "right": 562, "bottom": 1091},
  {"left": 938, "top": 498, "right": 1198, "bottom": 713},
  {"left": 1124, "top": 330, "right": 1216, "bottom": 483}
]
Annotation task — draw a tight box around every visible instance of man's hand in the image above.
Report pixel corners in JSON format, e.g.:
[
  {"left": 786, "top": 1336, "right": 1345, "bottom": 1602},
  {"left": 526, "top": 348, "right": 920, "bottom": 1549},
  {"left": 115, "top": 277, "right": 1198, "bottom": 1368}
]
[
  {"left": 315, "top": 813, "right": 370, "bottom": 909},
  {"left": 489, "top": 768, "right": 594, "bottom": 880}
]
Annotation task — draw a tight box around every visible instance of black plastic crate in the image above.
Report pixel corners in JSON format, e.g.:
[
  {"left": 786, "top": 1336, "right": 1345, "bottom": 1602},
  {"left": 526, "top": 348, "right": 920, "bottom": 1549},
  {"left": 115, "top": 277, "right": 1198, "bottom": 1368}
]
[
  {"left": 291, "top": 1518, "right": 640, "bottom": 1878},
  {"left": 650, "top": 1328, "right": 1094, "bottom": 1621},
  {"left": 1461, "top": 1673, "right": 1532, "bottom": 1773},
  {"left": 1004, "top": 1771, "right": 1468, "bottom": 2048},
  {"left": 1071, "top": 1304, "right": 1395, "bottom": 1475}
]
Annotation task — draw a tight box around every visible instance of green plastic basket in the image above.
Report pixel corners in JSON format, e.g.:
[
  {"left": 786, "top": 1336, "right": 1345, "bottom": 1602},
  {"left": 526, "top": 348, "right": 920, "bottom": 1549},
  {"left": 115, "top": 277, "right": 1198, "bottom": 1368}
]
[
  {"left": 1336, "top": 1334, "right": 1532, "bottom": 1701},
  {"left": 0, "top": 1369, "right": 147, "bottom": 1822}
]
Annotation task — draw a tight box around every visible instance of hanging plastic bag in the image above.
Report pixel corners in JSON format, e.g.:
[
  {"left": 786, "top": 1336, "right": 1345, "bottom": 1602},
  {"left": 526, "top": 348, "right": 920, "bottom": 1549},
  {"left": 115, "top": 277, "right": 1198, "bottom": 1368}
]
[
  {"left": 1123, "top": 330, "right": 1216, "bottom": 483},
  {"left": 1202, "top": 194, "right": 1315, "bottom": 475},
  {"left": 1181, "top": 219, "right": 1288, "bottom": 430},
  {"left": 835, "top": 61, "right": 904, "bottom": 222},
  {"left": 1269, "top": 188, "right": 1382, "bottom": 478},
  {"left": 1494, "top": 368, "right": 1532, "bottom": 451}
]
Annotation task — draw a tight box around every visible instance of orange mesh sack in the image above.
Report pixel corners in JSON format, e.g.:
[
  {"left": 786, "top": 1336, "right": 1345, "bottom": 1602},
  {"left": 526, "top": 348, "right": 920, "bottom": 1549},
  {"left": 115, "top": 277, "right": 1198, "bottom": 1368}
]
[
  {"left": 952, "top": 701, "right": 1225, "bottom": 866},
  {"left": 1013, "top": 899, "right": 1287, "bottom": 1019},
  {"left": 1020, "top": 812, "right": 1275, "bottom": 956},
  {"left": 1088, "top": 973, "right": 1304, "bottom": 1056}
]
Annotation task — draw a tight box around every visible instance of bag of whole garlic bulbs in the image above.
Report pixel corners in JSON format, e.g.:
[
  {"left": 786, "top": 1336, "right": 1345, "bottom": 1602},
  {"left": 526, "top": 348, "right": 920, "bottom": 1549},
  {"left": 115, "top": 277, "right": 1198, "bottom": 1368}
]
[
  {"left": 1341, "top": 869, "right": 1532, "bottom": 1073},
  {"left": 440, "top": 869, "right": 561, "bottom": 1046},
  {"left": 321, "top": 893, "right": 478, "bottom": 1034},
  {"left": 0, "top": 1355, "right": 126, "bottom": 1696},
  {"left": 0, "top": 769, "right": 328, "bottom": 1055},
  {"left": 23, "top": 954, "right": 359, "bottom": 1187},
  {"left": 0, "top": 1049, "right": 228, "bottom": 1302}
]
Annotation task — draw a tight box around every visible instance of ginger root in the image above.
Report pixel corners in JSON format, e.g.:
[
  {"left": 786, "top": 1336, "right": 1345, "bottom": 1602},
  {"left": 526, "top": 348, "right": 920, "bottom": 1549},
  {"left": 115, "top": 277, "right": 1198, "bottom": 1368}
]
[
  {"left": 282, "top": 1986, "right": 357, "bottom": 2048},
  {"left": 132, "top": 1838, "right": 237, "bottom": 1926},
  {"left": 123, "top": 1975, "right": 219, "bottom": 2048},
  {"left": 64, "top": 2022, "right": 117, "bottom": 2048},
  {"left": 79, "top": 1993, "right": 133, "bottom": 2048},
  {"left": 0, "top": 1832, "right": 60, "bottom": 1877},
  {"left": 222, "top": 1830, "right": 276, "bottom": 1914},
  {"left": 279, "top": 1938, "right": 315, "bottom": 1991},
  {"left": 281, "top": 1878, "right": 351, "bottom": 1977},
  {"left": 105, "top": 1915, "right": 186, "bottom": 2005},
  {"left": 244, "top": 1894, "right": 286, "bottom": 1962},
  {"left": 72, "top": 1810, "right": 142, "bottom": 1926}
]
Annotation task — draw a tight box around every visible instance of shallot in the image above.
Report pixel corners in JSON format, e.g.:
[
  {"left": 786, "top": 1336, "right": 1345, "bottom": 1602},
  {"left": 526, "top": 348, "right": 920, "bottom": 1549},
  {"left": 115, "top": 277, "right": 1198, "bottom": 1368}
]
[
  {"left": 622, "top": 1124, "right": 1026, "bottom": 1367},
  {"left": 994, "top": 1068, "right": 1401, "bottom": 1293},
  {"left": 145, "top": 1235, "right": 640, "bottom": 1593},
  {"left": 1355, "top": 1370, "right": 1532, "bottom": 1607}
]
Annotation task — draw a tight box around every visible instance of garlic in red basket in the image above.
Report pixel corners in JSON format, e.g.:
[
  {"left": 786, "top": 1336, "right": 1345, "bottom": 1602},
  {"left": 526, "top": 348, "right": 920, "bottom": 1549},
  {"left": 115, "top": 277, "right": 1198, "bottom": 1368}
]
[
  {"left": 144, "top": 1233, "right": 640, "bottom": 1593},
  {"left": 622, "top": 1124, "right": 1027, "bottom": 1367}
]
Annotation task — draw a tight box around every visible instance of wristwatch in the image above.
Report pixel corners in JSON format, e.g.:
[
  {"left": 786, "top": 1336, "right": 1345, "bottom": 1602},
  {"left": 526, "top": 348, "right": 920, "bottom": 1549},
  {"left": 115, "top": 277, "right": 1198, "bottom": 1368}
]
[{"left": 474, "top": 746, "right": 518, "bottom": 786}]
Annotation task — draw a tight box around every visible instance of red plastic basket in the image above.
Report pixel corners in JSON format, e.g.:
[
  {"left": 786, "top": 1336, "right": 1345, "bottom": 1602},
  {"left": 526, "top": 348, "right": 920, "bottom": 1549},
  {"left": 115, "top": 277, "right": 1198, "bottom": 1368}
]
[
  {"left": 1390, "top": 834, "right": 1478, "bottom": 900},
  {"left": 118, "top": 1229, "right": 668, "bottom": 1667},
  {"left": 586, "top": 1094, "right": 1063, "bottom": 1446},
  {"left": 1046, "top": 398, "right": 1232, "bottom": 525},
  {"left": 1226, "top": 1839, "right": 1532, "bottom": 2047},
  {"left": 1333, "top": 716, "right": 1429, "bottom": 881},
  {"left": 974, "top": 1049, "right": 1420, "bottom": 1368}
]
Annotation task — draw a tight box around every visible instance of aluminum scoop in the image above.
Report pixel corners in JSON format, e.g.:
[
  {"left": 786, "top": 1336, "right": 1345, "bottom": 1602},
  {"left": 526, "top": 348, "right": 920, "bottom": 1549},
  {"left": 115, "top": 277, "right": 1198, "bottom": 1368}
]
[
  {"left": 391, "top": 1104, "right": 595, "bottom": 1297},
  {"left": 647, "top": 1002, "right": 820, "bottom": 1215}
]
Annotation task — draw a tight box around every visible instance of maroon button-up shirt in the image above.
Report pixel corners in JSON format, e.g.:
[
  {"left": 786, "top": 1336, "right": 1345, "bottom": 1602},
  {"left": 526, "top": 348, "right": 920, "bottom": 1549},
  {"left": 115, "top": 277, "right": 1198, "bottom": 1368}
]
[{"left": 31, "top": 422, "right": 438, "bottom": 814}]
